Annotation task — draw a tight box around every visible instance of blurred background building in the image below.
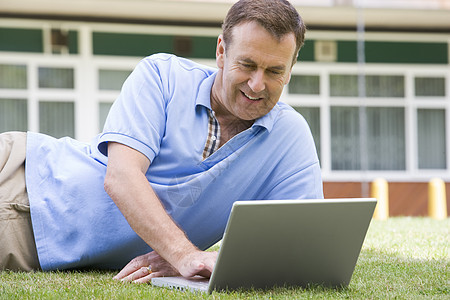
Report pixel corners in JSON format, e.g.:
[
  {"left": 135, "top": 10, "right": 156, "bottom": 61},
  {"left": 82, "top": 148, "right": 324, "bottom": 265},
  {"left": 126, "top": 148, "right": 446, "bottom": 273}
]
[{"left": 1, "top": 0, "right": 449, "bottom": 215}]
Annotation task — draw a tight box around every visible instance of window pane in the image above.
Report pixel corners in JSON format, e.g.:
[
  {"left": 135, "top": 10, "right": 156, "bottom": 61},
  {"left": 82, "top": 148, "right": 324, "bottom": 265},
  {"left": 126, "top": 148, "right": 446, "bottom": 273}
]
[
  {"left": 417, "top": 109, "right": 446, "bottom": 169},
  {"left": 330, "top": 75, "right": 358, "bottom": 97},
  {"left": 99, "top": 69, "right": 132, "bottom": 90},
  {"left": 415, "top": 77, "right": 446, "bottom": 97},
  {"left": 293, "top": 106, "right": 321, "bottom": 161},
  {"left": 0, "top": 64, "right": 27, "bottom": 89},
  {"left": 331, "top": 106, "right": 405, "bottom": 170},
  {"left": 366, "top": 75, "right": 404, "bottom": 97},
  {"left": 38, "top": 67, "right": 74, "bottom": 89},
  {"left": 99, "top": 102, "right": 113, "bottom": 130},
  {"left": 288, "top": 75, "right": 320, "bottom": 95},
  {"left": 331, "top": 106, "right": 360, "bottom": 170},
  {"left": 39, "top": 101, "right": 75, "bottom": 138},
  {"left": 330, "top": 74, "right": 405, "bottom": 97},
  {"left": 0, "top": 98, "right": 27, "bottom": 132},
  {"left": 366, "top": 107, "right": 405, "bottom": 170}
]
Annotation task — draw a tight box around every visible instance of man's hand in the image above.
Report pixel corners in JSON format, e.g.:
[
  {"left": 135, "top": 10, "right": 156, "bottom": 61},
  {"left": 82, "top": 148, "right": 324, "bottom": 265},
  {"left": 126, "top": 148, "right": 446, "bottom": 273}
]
[
  {"left": 176, "top": 250, "right": 218, "bottom": 279},
  {"left": 113, "top": 251, "right": 178, "bottom": 284},
  {"left": 113, "top": 250, "right": 218, "bottom": 284}
]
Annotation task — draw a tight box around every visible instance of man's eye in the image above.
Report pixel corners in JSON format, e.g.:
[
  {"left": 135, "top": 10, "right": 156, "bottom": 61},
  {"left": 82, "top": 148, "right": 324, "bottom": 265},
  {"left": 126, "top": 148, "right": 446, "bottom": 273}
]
[{"left": 269, "top": 69, "right": 283, "bottom": 75}]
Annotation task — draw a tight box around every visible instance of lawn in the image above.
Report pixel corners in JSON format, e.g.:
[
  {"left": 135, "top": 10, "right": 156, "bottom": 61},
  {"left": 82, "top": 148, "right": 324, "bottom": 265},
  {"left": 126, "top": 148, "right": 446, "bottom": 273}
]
[{"left": 1, "top": 218, "right": 448, "bottom": 299}]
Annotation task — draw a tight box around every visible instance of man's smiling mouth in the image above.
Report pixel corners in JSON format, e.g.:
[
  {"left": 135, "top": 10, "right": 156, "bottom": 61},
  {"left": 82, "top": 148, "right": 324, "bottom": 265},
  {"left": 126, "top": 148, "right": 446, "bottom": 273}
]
[{"left": 242, "top": 91, "right": 262, "bottom": 101}]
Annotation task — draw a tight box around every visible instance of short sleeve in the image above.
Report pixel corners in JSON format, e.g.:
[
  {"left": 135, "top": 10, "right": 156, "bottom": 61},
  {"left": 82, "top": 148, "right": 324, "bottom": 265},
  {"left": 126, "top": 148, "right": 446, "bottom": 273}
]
[
  {"left": 97, "top": 56, "right": 169, "bottom": 162},
  {"left": 264, "top": 162, "right": 324, "bottom": 200}
]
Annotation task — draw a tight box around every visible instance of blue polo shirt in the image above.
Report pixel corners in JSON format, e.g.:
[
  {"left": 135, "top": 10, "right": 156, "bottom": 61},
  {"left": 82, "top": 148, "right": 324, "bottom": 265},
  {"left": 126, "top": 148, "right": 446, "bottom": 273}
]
[{"left": 26, "top": 53, "right": 323, "bottom": 271}]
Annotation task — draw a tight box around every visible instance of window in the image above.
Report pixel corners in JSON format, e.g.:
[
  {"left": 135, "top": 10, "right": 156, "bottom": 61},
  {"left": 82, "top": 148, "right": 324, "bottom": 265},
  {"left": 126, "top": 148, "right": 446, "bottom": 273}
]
[
  {"left": 330, "top": 74, "right": 404, "bottom": 97},
  {"left": 99, "top": 69, "right": 132, "bottom": 90},
  {"left": 331, "top": 106, "right": 405, "bottom": 170},
  {"left": 294, "top": 106, "right": 321, "bottom": 160},
  {"left": 330, "top": 74, "right": 359, "bottom": 97},
  {"left": 330, "top": 106, "right": 360, "bottom": 170},
  {"left": 289, "top": 75, "right": 320, "bottom": 95},
  {"left": 366, "top": 75, "right": 404, "bottom": 97},
  {"left": 38, "top": 67, "right": 74, "bottom": 89},
  {"left": 99, "top": 102, "right": 113, "bottom": 130},
  {"left": 366, "top": 107, "right": 406, "bottom": 170},
  {"left": 417, "top": 109, "right": 446, "bottom": 169},
  {"left": 0, "top": 64, "right": 27, "bottom": 89},
  {"left": 415, "top": 77, "right": 446, "bottom": 97},
  {"left": 0, "top": 99, "right": 28, "bottom": 132},
  {"left": 39, "top": 101, "right": 75, "bottom": 138},
  {"left": 0, "top": 64, "right": 28, "bottom": 133}
]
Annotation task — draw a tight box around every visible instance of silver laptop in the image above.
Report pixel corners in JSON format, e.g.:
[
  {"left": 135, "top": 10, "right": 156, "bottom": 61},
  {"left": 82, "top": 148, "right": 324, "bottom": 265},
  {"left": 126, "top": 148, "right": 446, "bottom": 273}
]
[{"left": 151, "top": 198, "right": 377, "bottom": 293}]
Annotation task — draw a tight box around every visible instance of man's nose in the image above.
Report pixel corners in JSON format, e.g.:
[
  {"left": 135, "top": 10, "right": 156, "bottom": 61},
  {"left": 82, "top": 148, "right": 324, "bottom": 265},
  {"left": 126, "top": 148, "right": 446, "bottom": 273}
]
[{"left": 248, "top": 69, "right": 265, "bottom": 93}]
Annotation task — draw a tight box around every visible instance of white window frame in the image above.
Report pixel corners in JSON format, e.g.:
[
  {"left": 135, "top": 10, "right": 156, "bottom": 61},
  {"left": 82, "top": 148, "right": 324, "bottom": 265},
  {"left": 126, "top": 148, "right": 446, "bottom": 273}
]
[{"left": 286, "top": 62, "right": 450, "bottom": 182}]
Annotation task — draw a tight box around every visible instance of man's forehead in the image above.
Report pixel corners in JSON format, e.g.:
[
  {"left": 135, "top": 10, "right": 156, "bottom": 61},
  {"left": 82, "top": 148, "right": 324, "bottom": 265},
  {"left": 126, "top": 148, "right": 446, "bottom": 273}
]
[
  {"left": 226, "top": 22, "right": 296, "bottom": 67},
  {"left": 227, "top": 21, "right": 296, "bottom": 51},
  {"left": 229, "top": 20, "right": 292, "bottom": 42}
]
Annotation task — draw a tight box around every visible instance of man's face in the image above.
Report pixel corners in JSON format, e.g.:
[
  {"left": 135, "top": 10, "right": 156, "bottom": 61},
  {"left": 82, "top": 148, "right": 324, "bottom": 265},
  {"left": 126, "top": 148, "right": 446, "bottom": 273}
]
[{"left": 213, "top": 21, "right": 296, "bottom": 121}]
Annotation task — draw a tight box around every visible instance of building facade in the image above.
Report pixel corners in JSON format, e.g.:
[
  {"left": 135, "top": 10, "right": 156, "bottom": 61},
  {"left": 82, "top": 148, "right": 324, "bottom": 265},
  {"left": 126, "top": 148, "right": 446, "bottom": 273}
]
[{"left": 1, "top": 0, "right": 449, "bottom": 215}]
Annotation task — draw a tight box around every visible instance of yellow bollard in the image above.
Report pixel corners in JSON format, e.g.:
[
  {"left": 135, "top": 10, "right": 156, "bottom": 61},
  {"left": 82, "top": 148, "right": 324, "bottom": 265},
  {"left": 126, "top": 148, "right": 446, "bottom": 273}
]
[
  {"left": 428, "top": 178, "right": 447, "bottom": 220},
  {"left": 371, "top": 178, "right": 389, "bottom": 220}
]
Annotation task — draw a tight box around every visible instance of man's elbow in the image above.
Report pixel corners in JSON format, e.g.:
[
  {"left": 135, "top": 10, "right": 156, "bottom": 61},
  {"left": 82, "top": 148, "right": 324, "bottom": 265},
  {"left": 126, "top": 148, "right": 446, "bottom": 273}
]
[{"left": 104, "top": 169, "right": 119, "bottom": 199}]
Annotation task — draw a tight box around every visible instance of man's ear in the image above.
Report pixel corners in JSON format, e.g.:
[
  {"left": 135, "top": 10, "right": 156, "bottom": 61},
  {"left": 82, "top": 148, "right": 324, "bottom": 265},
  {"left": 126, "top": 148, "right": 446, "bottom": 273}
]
[
  {"left": 285, "top": 71, "right": 292, "bottom": 85},
  {"left": 216, "top": 34, "right": 225, "bottom": 69},
  {"left": 285, "top": 57, "right": 297, "bottom": 85}
]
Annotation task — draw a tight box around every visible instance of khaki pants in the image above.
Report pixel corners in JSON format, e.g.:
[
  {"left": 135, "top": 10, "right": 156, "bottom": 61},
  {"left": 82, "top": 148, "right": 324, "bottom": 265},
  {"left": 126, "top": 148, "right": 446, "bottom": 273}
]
[{"left": 0, "top": 132, "right": 40, "bottom": 271}]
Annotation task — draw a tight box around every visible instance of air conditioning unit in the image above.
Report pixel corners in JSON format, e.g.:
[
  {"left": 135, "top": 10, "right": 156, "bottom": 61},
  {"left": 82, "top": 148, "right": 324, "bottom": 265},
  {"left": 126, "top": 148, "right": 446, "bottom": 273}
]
[{"left": 314, "top": 40, "right": 337, "bottom": 62}]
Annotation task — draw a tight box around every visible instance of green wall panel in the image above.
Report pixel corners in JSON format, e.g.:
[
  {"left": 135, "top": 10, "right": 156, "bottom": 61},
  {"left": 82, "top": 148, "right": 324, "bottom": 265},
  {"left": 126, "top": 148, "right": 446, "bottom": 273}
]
[
  {"left": 0, "top": 28, "right": 43, "bottom": 53},
  {"left": 337, "top": 41, "right": 358, "bottom": 63},
  {"left": 298, "top": 39, "right": 314, "bottom": 62},
  {"left": 93, "top": 33, "right": 218, "bottom": 58},
  {"left": 93, "top": 32, "right": 174, "bottom": 56},
  {"left": 191, "top": 36, "right": 217, "bottom": 59},
  {"left": 68, "top": 30, "right": 78, "bottom": 54},
  {"left": 365, "top": 41, "right": 448, "bottom": 64},
  {"left": 337, "top": 40, "right": 448, "bottom": 64}
]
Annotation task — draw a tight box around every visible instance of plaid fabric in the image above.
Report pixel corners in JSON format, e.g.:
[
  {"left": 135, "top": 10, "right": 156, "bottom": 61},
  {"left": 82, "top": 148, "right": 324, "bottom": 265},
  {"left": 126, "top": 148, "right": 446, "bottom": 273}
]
[{"left": 202, "top": 110, "right": 221, "bottom": 159}]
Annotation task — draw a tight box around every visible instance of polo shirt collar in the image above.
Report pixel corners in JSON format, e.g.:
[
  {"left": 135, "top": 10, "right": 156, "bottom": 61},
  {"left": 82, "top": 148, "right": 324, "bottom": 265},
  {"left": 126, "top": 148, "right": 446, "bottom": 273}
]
[
  {"left": 252, "top": 104, "right": 278, "bottom": 133},
  {"left": 196, "top": 71, "right": 216, "bottom": 110}
]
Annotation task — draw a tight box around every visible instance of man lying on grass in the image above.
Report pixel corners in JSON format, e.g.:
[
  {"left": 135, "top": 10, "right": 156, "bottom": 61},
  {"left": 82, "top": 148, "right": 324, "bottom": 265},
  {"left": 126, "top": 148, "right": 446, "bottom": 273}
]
[{"left": 0, "top": 0, "right": 322, "bottom": 282}]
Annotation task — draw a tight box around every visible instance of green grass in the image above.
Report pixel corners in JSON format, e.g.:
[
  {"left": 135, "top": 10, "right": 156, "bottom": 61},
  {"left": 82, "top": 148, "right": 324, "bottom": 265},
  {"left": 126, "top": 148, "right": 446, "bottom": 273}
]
[{"left": 1, "top": 218, "right": 448, "bottom": 299}]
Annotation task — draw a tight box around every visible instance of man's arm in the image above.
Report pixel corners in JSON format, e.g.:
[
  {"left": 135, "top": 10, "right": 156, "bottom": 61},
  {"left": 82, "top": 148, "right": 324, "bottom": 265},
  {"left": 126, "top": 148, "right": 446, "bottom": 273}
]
[{"left": 104, "top": 142, "right": 217, "bottom": 282}]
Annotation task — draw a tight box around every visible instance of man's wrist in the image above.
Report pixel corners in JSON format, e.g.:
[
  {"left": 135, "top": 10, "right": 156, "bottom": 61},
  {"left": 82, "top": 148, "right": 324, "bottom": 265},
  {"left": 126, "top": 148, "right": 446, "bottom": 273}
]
[{"left": 173, "top": 244, "right": 200, "bottom": 265}]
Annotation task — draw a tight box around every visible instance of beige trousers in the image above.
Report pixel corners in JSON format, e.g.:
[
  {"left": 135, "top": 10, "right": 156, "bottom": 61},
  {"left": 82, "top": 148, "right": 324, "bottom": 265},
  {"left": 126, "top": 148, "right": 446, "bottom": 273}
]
[{"left": 0, "top": 132, "right": 40, "bottom": 271}]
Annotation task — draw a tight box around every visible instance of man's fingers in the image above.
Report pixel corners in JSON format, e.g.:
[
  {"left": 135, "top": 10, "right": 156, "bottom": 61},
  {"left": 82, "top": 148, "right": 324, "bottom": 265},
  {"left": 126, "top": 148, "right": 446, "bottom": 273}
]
[
  {"left": 191, "top": 260, "right": 206, "bottom": 273},
  {"left": 114, "top": 250, "right": 217, "bottom": 283},
  {"left": 132, "top": 274, "right": 153, "bottom": 284},
  {"left": 113, "top": 253, "right": 152, "bottom": 280},
  {"left": 130, "top": 268, "right": 178, "bottom": 284},
  {"left": 132, "top": 270, "right": 167, "bottom": 284},
  {"left": 177, "top": 251, "right": 217, "bottom": 278},
  {"left": 119, "top": 266, "right": 152, "bottom": 283},
  {"left": 113, "top": 267, "right": 130, "bottom": 280},
  {"left": 113, "top": 266, "right": 133, "bottom": 280},
  {"left": 113, "top": 262, "right": 139, "bottom": 280},
  {"left": 192, "top": 260, "right": 213, "bottom": 278}
]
